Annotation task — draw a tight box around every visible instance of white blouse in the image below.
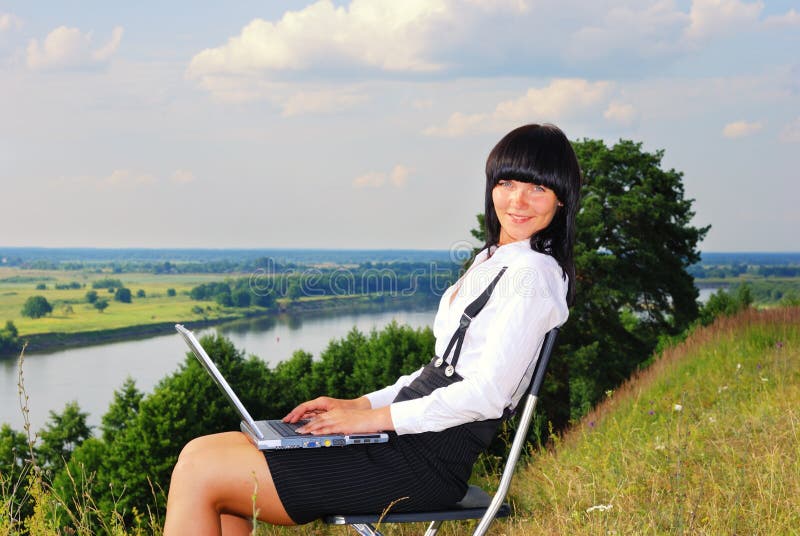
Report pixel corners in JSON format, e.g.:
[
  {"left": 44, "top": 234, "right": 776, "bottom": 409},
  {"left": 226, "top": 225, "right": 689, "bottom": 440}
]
[{"left": 364, "top": 239, "right": 569, "bottom": 435}]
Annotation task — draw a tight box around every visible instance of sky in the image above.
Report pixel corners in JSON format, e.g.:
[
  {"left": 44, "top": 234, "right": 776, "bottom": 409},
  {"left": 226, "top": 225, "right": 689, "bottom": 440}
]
[{"left": 0, "top": 0, "right": 798, "bottom": 252}]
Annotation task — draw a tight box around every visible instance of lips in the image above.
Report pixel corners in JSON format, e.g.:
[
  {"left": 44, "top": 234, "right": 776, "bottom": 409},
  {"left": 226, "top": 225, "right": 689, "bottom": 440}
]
[{"left": 507, "top": 214, "right": 532, "bottom": 224}]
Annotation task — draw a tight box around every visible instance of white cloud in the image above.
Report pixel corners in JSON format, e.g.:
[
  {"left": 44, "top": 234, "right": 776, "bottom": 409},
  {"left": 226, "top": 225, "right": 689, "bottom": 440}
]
[
  {"left": 390, "top": 164, "right": 411, "bottom": 187},
  {"left": 762, "top": 8, "right": 800, "bottom": 28},
  {"left": 722, "top": 120, "right": 764, "bottom": 138},
  {"left": 0, "top": 12, "right": 22, "bottom": 32},
  {"left": 685, "top": 0, "right": 763, "bottom": 40},
  {"left": 353, "top": 164, "right": 411, "bottom": 188},
  {"left": 604, "top": 101, "right": 637, "bottom": 125},
  {"left": 566, "top": 2, "right": 690, "bottom": 61},
  {"left": 27, "top": 25, "right": 123, "bottom": 70},
  {"left": 171, "top": 169, "right": 196, "bottom": 184},
  {"left": 281, "top": 89, "right": 367, "bottom": 116},
  {"left": 100, "top": 169, "right": 156, "bottom": 189},
  {"left": 424, "top": 79, "right": 613, "bottom": 137},
  {"left": 187, "top": 0, "right": 448, "bottom": 81},
  {"left": 779, "top": 117, "right": 800, "bottom": 143}
]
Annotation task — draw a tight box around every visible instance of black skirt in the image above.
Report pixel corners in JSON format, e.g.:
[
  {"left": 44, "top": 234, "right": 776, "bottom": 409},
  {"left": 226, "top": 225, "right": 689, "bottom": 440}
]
[{"left": 263, "top": 424, "right": 487, "bottom": 524}]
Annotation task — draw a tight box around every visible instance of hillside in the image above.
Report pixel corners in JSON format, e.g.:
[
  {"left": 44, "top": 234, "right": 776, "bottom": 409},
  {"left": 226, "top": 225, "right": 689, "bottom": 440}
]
[{"left": 505, "top": 307, "right": 799, "bottom": 535}]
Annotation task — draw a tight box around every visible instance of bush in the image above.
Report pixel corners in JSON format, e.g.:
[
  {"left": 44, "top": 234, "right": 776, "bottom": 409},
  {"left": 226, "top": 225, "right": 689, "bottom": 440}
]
[
  {"left": 166, "top": 288, "right": 176, "bottom": 297},
  {"left": 85, "top": 290, "right": 98, "bottom": 303}
]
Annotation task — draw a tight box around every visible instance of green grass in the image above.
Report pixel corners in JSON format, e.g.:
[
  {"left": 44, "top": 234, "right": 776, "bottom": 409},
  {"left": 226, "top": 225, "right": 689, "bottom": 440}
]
[
  {"left": 508, "top": 306, "right": 800, "bottom": 535},
  {"left": 0, "top": 268, "right": 230, "bottom": 336}
]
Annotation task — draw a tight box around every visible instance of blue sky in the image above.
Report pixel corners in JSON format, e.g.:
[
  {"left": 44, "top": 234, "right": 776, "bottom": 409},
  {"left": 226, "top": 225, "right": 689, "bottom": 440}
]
[{"left": 1, "top": 0, "right": 798, "bottom": 251}]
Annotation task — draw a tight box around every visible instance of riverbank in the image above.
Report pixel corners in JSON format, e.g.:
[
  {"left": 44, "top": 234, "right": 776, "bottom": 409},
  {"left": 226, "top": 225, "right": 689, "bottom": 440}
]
[{"left": 15, "top": 293, "right": 437, "bottom": 354}]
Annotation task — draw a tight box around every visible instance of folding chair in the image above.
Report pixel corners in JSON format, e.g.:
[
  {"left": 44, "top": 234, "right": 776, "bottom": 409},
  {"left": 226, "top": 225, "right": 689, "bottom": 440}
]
[{"left": 324, "top": 327, "right": 560, "bottom": 536}]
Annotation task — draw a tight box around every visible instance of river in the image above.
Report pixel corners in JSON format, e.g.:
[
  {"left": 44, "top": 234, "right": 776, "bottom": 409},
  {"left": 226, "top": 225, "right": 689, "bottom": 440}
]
[{"left": 1, "top": 306, "right": 438, "bottom": 433}]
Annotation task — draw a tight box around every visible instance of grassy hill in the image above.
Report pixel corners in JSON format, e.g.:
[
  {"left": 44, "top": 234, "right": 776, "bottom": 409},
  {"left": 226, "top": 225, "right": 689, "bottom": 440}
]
[{"left": 502, "top": 306, "right": 800, "bottom": 535}]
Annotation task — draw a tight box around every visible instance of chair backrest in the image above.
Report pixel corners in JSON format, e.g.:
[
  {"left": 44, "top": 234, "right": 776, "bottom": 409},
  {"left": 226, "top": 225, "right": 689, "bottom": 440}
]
[{"left": 472, "top": 326, "right": 559, "bottom": 536}]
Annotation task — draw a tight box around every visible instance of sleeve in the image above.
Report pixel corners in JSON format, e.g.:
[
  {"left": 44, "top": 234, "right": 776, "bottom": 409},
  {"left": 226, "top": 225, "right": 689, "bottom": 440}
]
[
  {"left": 388, "top": 261, "right": 568, "bottom": 435},
  {"left": 363, "top": 366, "right": 425, "bottom": 409}
]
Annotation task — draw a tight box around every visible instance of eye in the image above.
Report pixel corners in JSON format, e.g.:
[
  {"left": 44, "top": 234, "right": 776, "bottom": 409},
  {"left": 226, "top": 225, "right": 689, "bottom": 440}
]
[
  {"left": 497, "top": 179, "right": 513, "bottom": 189},
  {"left": 531, "top": 184, "right": 546, "bottom": 192}
]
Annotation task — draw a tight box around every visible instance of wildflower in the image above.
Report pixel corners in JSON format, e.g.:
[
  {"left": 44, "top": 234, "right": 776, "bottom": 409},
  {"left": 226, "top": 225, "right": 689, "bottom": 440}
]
[
  {"left": 648, "top": 410, "right": 655, "bottom": 416},
  {"left": 718, "top": 385, "right": 728, "bottom": 393},
  {"left": 586, "top": 504, "right": 613, "bottom": 513},
  {"left": 605, "top": 389, "right": 614, "bottom": 398},
  {"left": 776, "top": 341, "right": 784, "bottom": 349},
  {"left": 708, "top": 416, "right": 716, "bottom": 423},
  {"left": 736, "top": 363, "right": 742, "bottom": 371},
  {"left": 673, "top": 404, "right": 683, "bottom": 412},
  {"left": 588, "top": 421, "right": 595, "bottom": 428},
  {"left": 761, "top": 377, "right": 768, "bottom": 382}
]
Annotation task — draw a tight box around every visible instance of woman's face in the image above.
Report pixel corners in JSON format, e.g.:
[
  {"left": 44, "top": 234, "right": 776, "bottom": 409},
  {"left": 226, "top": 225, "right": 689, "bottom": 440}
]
[{"left": 492, "top": 179, "right": 561, "bottom": 246}]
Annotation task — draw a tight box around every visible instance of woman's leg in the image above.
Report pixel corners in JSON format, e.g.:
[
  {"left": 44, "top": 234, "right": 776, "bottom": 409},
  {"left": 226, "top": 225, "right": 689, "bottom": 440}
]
[{"left": 164, "top": 431, "right": 295, "bottom": 536}]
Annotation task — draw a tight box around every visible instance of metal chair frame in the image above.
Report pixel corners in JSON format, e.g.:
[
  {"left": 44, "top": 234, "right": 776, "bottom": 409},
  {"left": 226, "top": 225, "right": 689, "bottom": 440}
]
[{"left": 324, "top": 328, "right": 560, "bottom": 536}]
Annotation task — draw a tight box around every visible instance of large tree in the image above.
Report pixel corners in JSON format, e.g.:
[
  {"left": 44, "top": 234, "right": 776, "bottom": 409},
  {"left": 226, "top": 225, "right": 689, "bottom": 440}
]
[
  {"left": 20, "top": 295, "right": 52, "bottom": 319},
  {"left": 472, "top": 137, "right": 708, "bottom": 429}
]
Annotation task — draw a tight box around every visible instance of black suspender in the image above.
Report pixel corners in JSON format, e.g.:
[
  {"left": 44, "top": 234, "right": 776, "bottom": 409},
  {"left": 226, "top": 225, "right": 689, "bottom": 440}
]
[{"left": 434, "top": 266, "right": 508, "bottom": 377}]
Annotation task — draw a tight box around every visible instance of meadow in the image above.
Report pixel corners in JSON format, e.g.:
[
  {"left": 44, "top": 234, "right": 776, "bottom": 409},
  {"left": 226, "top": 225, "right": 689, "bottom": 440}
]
[{"left": 0, "top": 268, "right": 230, "bottom": 337}]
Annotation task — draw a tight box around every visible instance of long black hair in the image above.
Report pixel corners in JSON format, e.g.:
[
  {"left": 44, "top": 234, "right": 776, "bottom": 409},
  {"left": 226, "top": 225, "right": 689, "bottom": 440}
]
[{"left": 483, "top": 124, "right": 581, "bottom": 304}]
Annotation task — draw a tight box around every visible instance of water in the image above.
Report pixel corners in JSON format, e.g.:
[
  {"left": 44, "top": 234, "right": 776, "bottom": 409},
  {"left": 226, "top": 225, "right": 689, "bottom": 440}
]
[{"left": 1, "top": 307, "right": 437, "bottom": 433}]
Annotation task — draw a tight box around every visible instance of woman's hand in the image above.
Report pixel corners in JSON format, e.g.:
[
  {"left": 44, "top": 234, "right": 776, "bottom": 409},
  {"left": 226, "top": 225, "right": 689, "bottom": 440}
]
[{"left": 283, "top": 396, "right": 394, "bottom": 435}]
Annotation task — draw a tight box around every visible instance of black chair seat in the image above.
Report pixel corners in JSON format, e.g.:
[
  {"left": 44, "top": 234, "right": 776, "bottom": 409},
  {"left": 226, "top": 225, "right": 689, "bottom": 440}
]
[{"left": 324, "top": 485, "right": 511, "bottom": 525}]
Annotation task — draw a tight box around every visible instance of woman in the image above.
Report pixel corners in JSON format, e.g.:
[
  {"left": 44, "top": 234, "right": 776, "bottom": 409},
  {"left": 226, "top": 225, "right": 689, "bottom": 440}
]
[{"left": 164, "top": 123, "right": 581, "bottom": 535}]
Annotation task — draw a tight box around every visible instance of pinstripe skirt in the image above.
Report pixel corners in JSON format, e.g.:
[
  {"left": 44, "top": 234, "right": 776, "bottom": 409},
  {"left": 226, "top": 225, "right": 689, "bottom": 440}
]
[{"left": 263, "top": 423, "right": 488, "bottom": 524}]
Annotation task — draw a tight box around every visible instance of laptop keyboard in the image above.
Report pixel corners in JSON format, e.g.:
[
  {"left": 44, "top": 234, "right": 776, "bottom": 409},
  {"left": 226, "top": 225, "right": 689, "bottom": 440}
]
[{"left": 269, "top": 420, "right": 310, "bottom": 437}]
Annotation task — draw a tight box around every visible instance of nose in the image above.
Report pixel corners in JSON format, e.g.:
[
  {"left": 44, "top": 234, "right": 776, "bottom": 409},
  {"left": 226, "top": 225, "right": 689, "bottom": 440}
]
[{"left": 508, "top": 187, "right": 528, "bottom": 208}]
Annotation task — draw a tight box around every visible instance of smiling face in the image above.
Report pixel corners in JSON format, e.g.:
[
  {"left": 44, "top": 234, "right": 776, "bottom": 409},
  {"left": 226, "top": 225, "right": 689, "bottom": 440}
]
[{"left": 492, "top": 179, "right": 561, "bottom": 245}]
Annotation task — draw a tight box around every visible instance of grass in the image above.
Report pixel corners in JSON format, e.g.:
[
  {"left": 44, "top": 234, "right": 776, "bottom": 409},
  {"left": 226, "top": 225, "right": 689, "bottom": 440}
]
[
  {"left": 0, "top": 268, "right": 226, "bottom": 336},
  {"left": 3, "top": 307, "right": 798, "bottom": 534},
  {"left": 0, "top": 268, "right": 366, "bottom": 339},
  {"left": 509, "top": 306, "right": 800, "bottom": 535}
]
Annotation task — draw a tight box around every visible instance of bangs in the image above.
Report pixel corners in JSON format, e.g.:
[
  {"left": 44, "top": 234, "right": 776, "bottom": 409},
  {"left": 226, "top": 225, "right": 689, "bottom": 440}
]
[{"left": 486, "top": 124, "right": 576, "bottom": 201}]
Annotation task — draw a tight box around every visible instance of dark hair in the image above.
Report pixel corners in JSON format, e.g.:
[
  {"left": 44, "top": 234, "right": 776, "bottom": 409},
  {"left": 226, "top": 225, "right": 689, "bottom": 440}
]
[{"left": 483, "top": 124, "right": 581, "bottom": 304}]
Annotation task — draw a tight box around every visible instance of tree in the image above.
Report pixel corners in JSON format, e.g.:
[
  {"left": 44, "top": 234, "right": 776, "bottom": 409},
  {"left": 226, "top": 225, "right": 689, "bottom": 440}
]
[
  {"left": 37, "top": 401, "right": 92, "bottom": 474},
  {"left": 114, "top": 287, "right": 132, "bottom": 303},
  {"left": 85, "top": 290, "right": 98, "bottom": 303},
  {"left": 21, "top": 295, "right": 52, "bottom": 319},
  {"left": 166, "top": 288, "right": 176, "bottom": 297},
  {"left": 0, "top": 320, "right": 21, "bottom": 355},
  {"left": 94, "top": 299, "right": 109, "bottom": 313},
  {"left": 470, "top": 137, "right": 708, "bottom": 430},
  {"left": 136, "top": 289, "right": 146, "bottom": 298}
]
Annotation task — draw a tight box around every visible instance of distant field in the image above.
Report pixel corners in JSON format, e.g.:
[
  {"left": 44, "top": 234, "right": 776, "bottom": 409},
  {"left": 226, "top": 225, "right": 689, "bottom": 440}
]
[{"left": 0, "top": 268, "right": 242, "bottom": 336}]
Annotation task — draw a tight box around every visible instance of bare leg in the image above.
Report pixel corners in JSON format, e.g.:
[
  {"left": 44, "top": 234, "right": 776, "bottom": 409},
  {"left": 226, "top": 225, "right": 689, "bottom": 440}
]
[{"left": 164, "top": 432, "right": 295, "bottom": 536}]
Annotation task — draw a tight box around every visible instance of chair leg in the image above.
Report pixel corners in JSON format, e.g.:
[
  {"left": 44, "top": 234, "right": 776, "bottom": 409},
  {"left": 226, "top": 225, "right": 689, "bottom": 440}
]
[
  {"left": 423, "top": 520, "right": 442, "bottom": 536},
  {"left": 350, "top": 523, "right": 385, "bottom": 536}
]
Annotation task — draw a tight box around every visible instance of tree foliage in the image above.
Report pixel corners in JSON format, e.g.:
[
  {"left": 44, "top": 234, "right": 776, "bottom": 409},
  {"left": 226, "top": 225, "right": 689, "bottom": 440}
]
[
  {"left": 0, "top": 321, "right": 21, "bottom": 355},
  {"left": 21, "top": 296, "right": 52, "bottom": 319},
  {"left": 114, "top": 287, "right": 132, "bottom": 303}
]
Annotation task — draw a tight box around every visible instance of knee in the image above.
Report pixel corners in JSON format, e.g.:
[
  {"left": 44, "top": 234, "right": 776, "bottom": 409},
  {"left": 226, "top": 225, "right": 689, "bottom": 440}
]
[{"left": 171, "top": 435, "right": 216, "bottom": 487}]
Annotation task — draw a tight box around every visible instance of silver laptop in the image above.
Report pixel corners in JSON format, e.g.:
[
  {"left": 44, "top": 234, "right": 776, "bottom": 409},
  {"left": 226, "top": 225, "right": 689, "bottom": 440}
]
[{"left": 175, "top": 324, "right": 389, "bottom": 450}]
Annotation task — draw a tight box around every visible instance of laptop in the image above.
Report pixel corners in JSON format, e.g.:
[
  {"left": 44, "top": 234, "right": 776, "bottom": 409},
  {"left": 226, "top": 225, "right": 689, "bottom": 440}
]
[{"left": 175, "top": 324, "right": 389, "bottom": 450}]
